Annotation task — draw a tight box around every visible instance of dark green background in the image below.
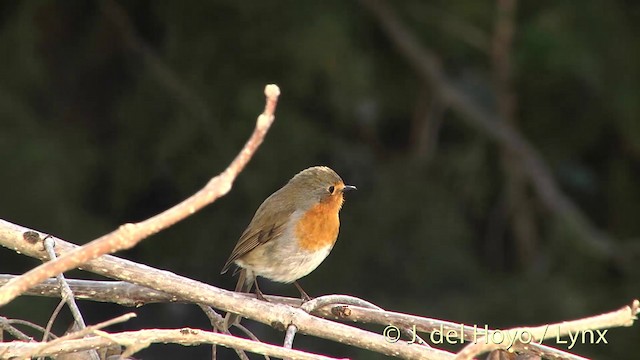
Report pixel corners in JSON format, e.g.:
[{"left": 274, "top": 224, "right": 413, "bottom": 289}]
[{"left": 1, "top": 1, "right": 638, "bottom": 359}]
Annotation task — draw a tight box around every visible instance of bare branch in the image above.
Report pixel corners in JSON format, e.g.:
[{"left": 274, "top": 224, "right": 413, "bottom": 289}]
[
  {"left": 38, "top": 313, "right": 136, "bottom": 353},
  {"left": 301, "top": 295, "right": 381, "bottom": 313},
  {"left": 313, "top": 300, "right": 639, "bottom": 360},
  {"left": 42, "top": 299, "right": 66, "bottom": 342},
  {"left": 0, "top": 84, "right": 280, "bottom": 306},
  {"left": 4, "top": 235, "right": 636, "bottom": 360},
  {"left": 0, "top": 318, "right": 36, "bottom": 341},
  {"left": 455, "top": 300, "right": 640, "bottom": 359},
  {"left": 303, "top": 295, "right": 428, "bottom": 346},
  {"left": 7, "top": 224, "right": 636, "bottom": 359},
  {"left": 283, "top": 324, "right": 297, "bottom": 349},
  {"left": 1, "top": 328, "right": 345, "bottom": 360},
  {"left": 197, "top": 305, "right": 251, "bottom": 360},
  {"left": 0, "top": 220, "right": 454, "bottom": 359},
  {"left": 0, "top": 275, "right": 178, "bottom": 306}
]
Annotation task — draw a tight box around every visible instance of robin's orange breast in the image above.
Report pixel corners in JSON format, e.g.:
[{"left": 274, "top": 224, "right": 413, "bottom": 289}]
[{"left": 294, "top": 196, "right": 342, "bottom": 251}]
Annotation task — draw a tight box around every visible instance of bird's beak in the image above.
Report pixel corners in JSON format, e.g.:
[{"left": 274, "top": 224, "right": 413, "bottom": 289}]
[{"left": 342, "top": 185, "right": 357, "bottom": 192}]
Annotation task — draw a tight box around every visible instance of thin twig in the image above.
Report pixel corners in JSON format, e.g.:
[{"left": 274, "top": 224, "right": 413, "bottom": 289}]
[
  {"left": 283, "top": 324, "right": 297, "bottom": 350},
  {"left": 198, "top": 304, "right": 225, "bottom": 331},
  {"left": 198, "top": 304, "right": 250, "bottom": 360},
  {"left": 2, "top": 318, "right": 58, "bottom": 341},
  {"left": 42, "top": 299, "right": 66, "bottom": 342},
  {"left": 229, "top": 324, "right": 270, "bottom": 360},
  {"left": 0, "top": 318, "right": 34, "bottom": 341},
  {"left": 197, "top": 305, "right": 221, "bottom": 360},
  {"left": 37, "top": 313, "right": 136, "bottom": 356},
  {"left": 0, "top": 84, "right": 280, "bottom": 307},
  {"left": 282, "top": 324, "right": 298, "bottom": 360},
  {"left": 198, "top": 305, "right": 268, "bottom": 360},
  {"left": 233, "top": 324, "right": 265, "bottom": 345}
]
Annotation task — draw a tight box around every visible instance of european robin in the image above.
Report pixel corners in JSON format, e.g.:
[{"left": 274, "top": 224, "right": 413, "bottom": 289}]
[{"left": 221, "top": 166, "right": 356, "bottom": 328}]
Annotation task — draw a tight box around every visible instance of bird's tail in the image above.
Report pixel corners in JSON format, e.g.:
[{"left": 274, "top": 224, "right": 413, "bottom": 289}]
[{"left": 223, "top": 268, "right": 253, "bottom": 330}]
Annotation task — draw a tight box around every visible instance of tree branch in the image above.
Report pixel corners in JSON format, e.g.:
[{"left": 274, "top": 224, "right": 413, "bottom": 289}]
[
  {"left": 0, "top": 274, "right": 178, "bottom": 307},
  {"left": 0, "top": 219, "right": 453, "bottom": 359},
  {"left": 455, "top": 299, "right": 639, "bottom": 359},
  {"left": 316, "top": 300, "right": 638, "bottom": 360},
  {"left": 0, "top": 84, "right": 280, "bottom": 307},
  {"left": 3, "top": 219, "right": 637, "bottom": 358},
  {"left": 1, "top": 328, "right": 338, "bottom": 360},
  {"left": 0, "top": 318, "right": 38, "bottom": 342}
]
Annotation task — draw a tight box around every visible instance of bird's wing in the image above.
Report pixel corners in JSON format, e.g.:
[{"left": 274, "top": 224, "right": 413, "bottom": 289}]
[{"left": 220, "top": 191, "right": 296, "bottom": 274}]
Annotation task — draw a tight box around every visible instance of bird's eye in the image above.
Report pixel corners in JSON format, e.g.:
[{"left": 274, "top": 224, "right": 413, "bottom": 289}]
[{"left": 328, "top": 185, "right": 335, "bottom": 194}]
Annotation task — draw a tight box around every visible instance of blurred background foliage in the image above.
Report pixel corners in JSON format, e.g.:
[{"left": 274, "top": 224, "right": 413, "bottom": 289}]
[{"left": 1, "top": 0, "right": 638, "bottom": 358}]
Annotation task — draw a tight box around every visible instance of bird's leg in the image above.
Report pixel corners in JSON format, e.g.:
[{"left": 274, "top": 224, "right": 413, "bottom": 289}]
[
  {"left": 254, "top": 279, "right": 268, "bottom": 301},
  {"left": 294, "top": 281, "right": 312, "bottom": 302}
]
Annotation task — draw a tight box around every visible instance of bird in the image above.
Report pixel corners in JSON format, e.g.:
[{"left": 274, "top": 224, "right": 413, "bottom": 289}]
[{"left": 221, "top": 166, "right": 356, "bottom": 328}]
